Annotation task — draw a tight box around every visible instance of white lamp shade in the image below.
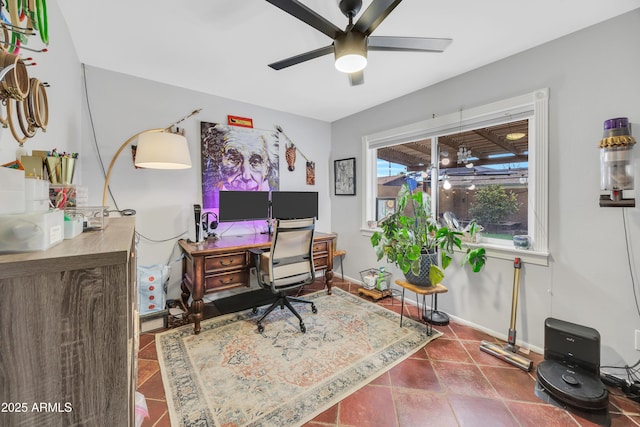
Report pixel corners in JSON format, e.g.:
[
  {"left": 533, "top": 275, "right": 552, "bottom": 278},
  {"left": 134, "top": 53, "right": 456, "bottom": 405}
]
[
  {"left": 135, "top": 132, "right": 192, "bottom": 169},
  {"left": 334, "top": 31, "right": 368, "bottom": 73},
  {"left": 335, "top": 54, "right": 367, "bottom": 73}
]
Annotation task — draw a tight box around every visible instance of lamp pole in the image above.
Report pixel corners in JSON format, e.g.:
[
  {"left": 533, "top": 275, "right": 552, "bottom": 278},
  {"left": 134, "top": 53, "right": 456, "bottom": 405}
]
[
  {"left": 101, "top": 108, "right": 201, "bottom": 208},
  {"left": 101, "top": 127, "right": 165, "bottom": 208}
]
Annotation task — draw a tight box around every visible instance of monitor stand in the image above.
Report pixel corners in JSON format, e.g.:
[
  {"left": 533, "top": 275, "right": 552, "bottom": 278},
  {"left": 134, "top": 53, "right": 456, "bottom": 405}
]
[{"left": 260, "top": 219, "right": 273, "bottom": 235}]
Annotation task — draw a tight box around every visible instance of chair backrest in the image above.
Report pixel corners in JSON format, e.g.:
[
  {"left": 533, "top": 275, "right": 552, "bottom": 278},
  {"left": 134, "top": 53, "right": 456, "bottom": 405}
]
[{"left": 269, "top": 217, "right": 315, "bottom": 288}]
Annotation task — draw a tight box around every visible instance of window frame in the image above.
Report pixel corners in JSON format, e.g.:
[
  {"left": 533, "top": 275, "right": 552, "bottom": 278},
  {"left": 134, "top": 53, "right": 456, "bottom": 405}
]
[{"left": 361, "top": 89, "right": 549, "bottom": 266}]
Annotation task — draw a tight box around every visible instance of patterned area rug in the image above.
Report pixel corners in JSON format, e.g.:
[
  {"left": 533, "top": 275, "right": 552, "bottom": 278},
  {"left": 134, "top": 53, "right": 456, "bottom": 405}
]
[{"left": 156, "top": 287, "right": 441, "bottom": 427}]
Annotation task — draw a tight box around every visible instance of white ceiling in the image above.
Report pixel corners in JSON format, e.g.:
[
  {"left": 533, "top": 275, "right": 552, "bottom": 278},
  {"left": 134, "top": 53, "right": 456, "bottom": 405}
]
[{"left": 57, "top": 0, "right": 640, "bottom": 122}]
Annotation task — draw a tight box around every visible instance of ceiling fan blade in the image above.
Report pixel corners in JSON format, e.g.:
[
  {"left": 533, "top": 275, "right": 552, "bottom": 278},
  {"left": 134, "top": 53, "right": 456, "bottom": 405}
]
[
  {"left": 368, "top": 36, "right": 453, "bottom": 52},
  {"left": 268, "top": 45, "right": 334, "bottom": 70},
  {"left": 265, "top": 0, "right": 343, "bottom": 39},
  {"left": 349, "top": 70, "right": 364, "bottom": 86},
  {"left": 353, "top": 0, "right": 403, "bottom": 36}
]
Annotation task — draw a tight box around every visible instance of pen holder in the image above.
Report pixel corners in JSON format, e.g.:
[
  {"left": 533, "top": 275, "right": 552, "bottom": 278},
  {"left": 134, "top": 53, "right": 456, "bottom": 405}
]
[
  {"left": 61, "top": 157, "right": 76, "bottom": 184},
  {"left": 45, "top": 156, "right": 61, "bottom": 184}
]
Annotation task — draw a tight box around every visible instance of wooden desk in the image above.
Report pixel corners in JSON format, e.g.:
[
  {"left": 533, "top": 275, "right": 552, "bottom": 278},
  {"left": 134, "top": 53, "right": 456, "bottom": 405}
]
[{"left": 179, "top": 232, "right": 336, "bottom": 334}]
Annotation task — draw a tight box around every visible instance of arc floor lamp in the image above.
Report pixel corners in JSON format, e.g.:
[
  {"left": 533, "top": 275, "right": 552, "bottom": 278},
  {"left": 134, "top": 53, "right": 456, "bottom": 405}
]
[{"left": 102, "top": 109, "right": 201, "bottom": 207}]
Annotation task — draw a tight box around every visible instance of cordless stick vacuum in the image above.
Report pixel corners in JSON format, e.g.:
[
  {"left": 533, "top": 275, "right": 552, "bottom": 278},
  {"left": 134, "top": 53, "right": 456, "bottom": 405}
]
[{"left": 480, "top": 257, "right": 533, "bottom": 372}]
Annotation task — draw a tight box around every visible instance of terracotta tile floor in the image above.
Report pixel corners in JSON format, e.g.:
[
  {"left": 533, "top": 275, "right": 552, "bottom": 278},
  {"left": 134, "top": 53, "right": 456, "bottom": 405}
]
[{"left": 137, "top": 278, "right": 640, "bottom": 426}]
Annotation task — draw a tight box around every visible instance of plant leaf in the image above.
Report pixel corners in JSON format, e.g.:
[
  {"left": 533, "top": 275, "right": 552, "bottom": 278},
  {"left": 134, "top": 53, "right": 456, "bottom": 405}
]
[
  {"left": 429, "top": 265, "right": 445, "bottom": 285},
  {"left": 399, "top": 256, "right": 411, "bottom": 274},
  {"left": 410, "top": 259, "right": 421, "bottom": 276},
  {"left": 441, "top": 253, "right": 452, "bottom": 269},
  {"left": 406, "top": 244, "right": 421, "bottom": 261}
]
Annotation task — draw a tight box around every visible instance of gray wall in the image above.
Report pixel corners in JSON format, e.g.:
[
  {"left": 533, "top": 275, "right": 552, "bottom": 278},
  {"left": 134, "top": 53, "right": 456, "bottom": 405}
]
[
  {"left": 1, "top": 3, "right": 332, "bottom": 302},
  {"left": 4, "top": 3, "right": 639, "bottom": 367},
  {"left": 331, "top": 10, "right": 640, "bottom": 366},
  {"left": 78, "top": 66, "right": 332, "bottom": 299}
]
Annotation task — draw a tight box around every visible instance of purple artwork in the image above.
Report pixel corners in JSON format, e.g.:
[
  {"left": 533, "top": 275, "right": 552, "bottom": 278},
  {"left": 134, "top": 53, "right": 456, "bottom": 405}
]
[{"left": 201, "top": 122, "right": 280, "bottom": 209}]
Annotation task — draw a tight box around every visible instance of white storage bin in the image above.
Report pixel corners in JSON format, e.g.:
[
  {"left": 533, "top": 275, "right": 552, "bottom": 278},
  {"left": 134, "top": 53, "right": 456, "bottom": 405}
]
[
  {"left": 24, "top": 178, "right": 49, "bottom": 200},
  {"left": 64, "top": 216, "right": 84, "bottom": 239},
  {"left": 0, "top": 168, "right": 25, "bottom": 214},
  {"left": 64, "top": 206, "right": 107, "bottom": 231},
  {"left": 0, "top": 209, "right": 64, "bottom": 252},
  {"left": 25, "top": 199, "right": 50, "bottom": 213}
]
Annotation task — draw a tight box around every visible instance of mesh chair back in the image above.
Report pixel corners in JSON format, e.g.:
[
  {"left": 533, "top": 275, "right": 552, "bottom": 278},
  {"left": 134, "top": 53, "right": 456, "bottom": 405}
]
[{"left": 268, "top": 218, "right": 315, "bottom": 289}]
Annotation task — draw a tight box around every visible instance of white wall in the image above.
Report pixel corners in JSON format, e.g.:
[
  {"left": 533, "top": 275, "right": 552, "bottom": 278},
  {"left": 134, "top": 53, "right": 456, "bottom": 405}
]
[
  {"left": 331, "top": 10, "right": 640, "bottom": 366},
  {"left": 78, "top": 66, "right": 332, "bottom": 300}
]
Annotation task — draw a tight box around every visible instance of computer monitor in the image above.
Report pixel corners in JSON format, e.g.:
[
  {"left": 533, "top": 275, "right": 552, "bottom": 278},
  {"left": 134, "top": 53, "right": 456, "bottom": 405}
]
[
  {"left": 218, "top": 191, "right": 270, "bottom": 222},
  {"left": 271, "top": 191, "right": 318, "bottom": 220}
]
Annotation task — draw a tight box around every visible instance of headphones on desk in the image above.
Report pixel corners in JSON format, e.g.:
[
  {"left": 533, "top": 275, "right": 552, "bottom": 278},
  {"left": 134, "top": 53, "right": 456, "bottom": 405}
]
[{"left": 202, "top": 212, "right": 218, "bottom": 237}]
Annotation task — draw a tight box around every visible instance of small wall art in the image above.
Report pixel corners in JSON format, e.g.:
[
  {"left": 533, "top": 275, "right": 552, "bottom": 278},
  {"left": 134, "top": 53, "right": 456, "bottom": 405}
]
[{"left": 334, "top": 157, "right": 356, "bottom": 196}]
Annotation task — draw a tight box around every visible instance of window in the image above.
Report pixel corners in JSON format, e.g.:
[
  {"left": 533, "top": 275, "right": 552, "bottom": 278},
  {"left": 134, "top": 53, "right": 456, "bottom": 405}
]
[{"left": 362, "top": 89, "right": 549, "bottom": 265}]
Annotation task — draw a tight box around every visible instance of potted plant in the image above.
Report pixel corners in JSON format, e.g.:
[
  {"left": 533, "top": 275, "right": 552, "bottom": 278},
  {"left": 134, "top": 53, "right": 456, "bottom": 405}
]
[{"left": 370, "top": 182, "right": 486, "bottom": 286}]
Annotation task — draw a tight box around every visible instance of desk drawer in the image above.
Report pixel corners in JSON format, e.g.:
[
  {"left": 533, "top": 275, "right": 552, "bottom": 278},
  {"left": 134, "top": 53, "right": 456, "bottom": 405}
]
[
  {"left": 204, "top": 270, "right": 249, "bottom": 292},
  {"left": 205, "top": 252, "right": 247, "bottom": 272}
]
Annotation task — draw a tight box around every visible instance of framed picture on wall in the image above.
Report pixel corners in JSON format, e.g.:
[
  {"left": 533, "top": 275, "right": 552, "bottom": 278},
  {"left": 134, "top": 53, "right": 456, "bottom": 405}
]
[
  {"left": 376, "top": 197, "right": 396, "bottom": 221},
  {"left": 334, "top": 157, "right": 356, "bottom": 195}
]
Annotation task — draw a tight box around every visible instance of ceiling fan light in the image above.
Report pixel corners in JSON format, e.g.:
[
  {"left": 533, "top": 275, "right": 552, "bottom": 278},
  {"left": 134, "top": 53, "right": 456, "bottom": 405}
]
[
  {"left": 334, "top": 32, "right": 368, "bottom": 73},
  {"left": 506, "top": 132, "right": 526, "bottom": 141}
]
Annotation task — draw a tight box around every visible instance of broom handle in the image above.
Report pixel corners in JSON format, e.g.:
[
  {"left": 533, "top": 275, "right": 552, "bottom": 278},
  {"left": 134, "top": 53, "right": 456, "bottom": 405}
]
[{"left": 508, "top": 258, "right": 522, "bottom": 345}]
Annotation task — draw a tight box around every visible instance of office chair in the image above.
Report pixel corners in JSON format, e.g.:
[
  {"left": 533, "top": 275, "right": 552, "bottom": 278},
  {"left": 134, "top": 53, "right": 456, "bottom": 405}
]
[{"left": 250, "top": 218, "right": 318, "bottom": 333}]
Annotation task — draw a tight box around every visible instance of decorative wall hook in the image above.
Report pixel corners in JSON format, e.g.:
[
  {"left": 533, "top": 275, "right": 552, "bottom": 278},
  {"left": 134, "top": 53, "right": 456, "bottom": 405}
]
[{"left": 275, "top": 125, "right": 315, "bottom": 185}]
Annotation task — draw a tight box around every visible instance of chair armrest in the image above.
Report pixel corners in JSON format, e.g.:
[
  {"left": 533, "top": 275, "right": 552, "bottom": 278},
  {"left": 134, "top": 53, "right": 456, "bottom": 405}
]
[
  {"left": 248, "top": 248, "right": 264, "bottom": 268},
  {"left": 248, "top": 248, "right": 267, "bottom": 287}
]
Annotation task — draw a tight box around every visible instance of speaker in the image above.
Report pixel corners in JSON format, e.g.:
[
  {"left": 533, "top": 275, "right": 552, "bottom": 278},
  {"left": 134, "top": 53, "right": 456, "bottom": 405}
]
[{"left": 193, "top": 204, "right": 202, "bottom": 242}]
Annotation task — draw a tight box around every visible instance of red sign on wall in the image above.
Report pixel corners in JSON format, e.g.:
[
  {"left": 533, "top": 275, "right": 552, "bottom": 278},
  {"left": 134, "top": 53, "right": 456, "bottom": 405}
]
[{"left": 227, "top": 115, "right": 253, "bottom": 128}]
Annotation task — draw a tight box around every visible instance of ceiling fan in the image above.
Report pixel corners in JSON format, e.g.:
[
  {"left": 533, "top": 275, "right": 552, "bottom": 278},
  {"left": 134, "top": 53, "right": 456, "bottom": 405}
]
[{"left": 265, "top": 0, "right": 453, "bottom": 86}]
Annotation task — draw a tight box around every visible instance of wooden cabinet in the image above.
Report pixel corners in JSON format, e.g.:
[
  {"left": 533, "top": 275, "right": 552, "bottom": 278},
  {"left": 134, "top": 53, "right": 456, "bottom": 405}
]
[
  {"left": 179, "top": 231, "right": 336, "bottom": 334},
  {"left": 0, "top": 217, "right": 137, "bottom": 426}
]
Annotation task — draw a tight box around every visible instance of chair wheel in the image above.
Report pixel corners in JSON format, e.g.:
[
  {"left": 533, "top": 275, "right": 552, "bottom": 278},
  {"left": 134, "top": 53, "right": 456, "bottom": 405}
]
[
  {"left": 252, "top": 307, "right": 258, "bottom": 314},
  {"left": 300, "top": 322, "right": 306, "bottom": 333},
  {"left": 257, "top": 323, "right": 264, "bottom": 333},
  {"left": 311, "top": 304, "right": 318, "bottom": 314}
]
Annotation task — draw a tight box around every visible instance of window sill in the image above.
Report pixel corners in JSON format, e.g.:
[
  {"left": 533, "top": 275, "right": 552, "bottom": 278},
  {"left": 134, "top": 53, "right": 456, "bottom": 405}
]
[
  {"left": 360, "top": 227, "right": 549, "bottom": 266},
  {"left": 468, "top": 241, "right": 549, "bottom": 266}
]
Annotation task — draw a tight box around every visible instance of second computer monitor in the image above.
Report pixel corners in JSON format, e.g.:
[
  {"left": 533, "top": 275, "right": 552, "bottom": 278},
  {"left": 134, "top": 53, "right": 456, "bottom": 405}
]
[{"left": 271, "top": 191, "right": 318, "bottom": 220}]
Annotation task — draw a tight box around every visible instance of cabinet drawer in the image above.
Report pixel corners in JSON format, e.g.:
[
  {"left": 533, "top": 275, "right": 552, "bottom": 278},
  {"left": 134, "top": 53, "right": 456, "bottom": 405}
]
[
  {"left": 205, "top": 252, "right": 247, "bottom": 272},
  {"left": 313, "top": 241, "right": 329, "bottom": 254},
  {"left": 204, "top": 270, "right": 249, "bottom": 292},
  {"left": 314, "top": 256, "right": 328, "bottom": 270}
]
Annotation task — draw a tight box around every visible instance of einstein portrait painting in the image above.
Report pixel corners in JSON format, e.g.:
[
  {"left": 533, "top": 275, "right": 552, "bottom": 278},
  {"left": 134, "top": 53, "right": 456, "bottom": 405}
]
[{"left": 201, "top": 122, "right": 280, "bottom": 209}]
